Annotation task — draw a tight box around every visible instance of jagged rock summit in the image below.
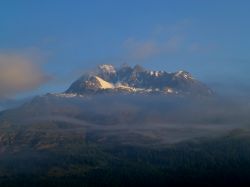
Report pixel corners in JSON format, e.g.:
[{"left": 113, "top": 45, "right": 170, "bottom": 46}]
[{"left": 65, "top": 64, "right": 214, "bottom": 96}]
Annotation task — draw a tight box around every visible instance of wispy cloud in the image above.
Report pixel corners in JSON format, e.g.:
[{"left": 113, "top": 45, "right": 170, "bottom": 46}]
[
  {"left": 123, "top": 38, "right": 159, "bottom": 59},
  {"left": 123, "top": 35, "right": 184, "bottom": 60},
  {"left": 152, "top": 19, "right": 192, "bottom": 36},
  {"left": 121, "top": 20, "right": 190, "bottom": 60},
  {"left": 0, "top": 52, "right": 51, "bottom": 98},
  {"left": 123, "top": 20, "right": 214, "bottom": 61}
]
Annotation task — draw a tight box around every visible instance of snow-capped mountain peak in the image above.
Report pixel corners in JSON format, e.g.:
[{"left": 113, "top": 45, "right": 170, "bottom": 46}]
[
  {"left": 98, "top": 64, "right": 116, "bottom": 74},
  {"left": 65, "top": 64, "right": 214, "bottom": 96}
]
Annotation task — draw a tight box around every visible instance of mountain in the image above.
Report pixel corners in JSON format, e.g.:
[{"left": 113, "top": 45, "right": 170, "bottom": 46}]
[
  {"left": 0, "top": 64, "right": 217, "bottom": 130},
  {"left": 66, "top": 64, "right": 214, "bottom": 96},
  {"left": 1, "top": 65, "right": 250, "bottom": 186},
  {"left": 0, "top": 64, "right": 218, "bottom": 159}
]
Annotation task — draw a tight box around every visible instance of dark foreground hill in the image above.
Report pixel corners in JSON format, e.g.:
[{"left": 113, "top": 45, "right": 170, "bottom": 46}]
[{"left": 0, "top": 94, "right": 250, "bottom": 187}]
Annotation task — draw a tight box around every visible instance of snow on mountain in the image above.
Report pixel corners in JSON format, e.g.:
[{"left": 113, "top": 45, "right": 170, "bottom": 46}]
[
  {"left": 149, "top": 71, "right": 162, "bottom": 77},
  {"left": 94, "top": 76, "right": 114, "bottom": 89},
  {"left": 115, "top": 82, "right": 136, "bottom": 92},
  {"left": 174, "top": 71, "right": 194, "bottom": 80},
  {"left": 98, "top": 64, "right": 116, "bottom": 74},
  {"left": 65, "top": 64, "right": 214, "bottom": 97}
]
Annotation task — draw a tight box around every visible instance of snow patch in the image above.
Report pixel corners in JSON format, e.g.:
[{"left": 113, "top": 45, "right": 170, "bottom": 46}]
[
  {"left": 165, "top": 87, "right": 174, "bottom": 93},
  {"left": 175, "top": 71, "right": 193, "bottom": 80},
  {"left": 95, "top": 76, "right": 114, "bottom": 89},
  {"left": 149, "top": 71, "right": 162, "bottom": 77}
]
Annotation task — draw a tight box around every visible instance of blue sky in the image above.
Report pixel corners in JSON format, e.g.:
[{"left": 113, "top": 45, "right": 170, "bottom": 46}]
[{"left": 0, "top": 0, "right": 250, "bottom": 98}]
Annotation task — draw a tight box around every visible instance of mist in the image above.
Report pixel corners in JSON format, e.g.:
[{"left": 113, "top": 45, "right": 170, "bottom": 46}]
[{"left": 6, "top": 92, "right": 244, "bottom": 145}]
